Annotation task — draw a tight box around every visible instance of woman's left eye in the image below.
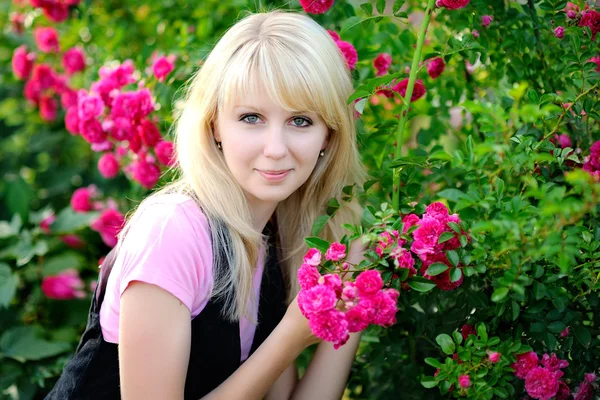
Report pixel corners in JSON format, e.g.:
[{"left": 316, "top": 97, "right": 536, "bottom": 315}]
[{"left": 291, "top": 117, "right": 312, "bottom": 127}]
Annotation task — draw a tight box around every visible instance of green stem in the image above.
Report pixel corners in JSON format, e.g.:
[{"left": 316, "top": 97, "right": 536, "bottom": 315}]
[
  {"left": 543, "top": 83, "right": 598, "bottom": 141},
  {"left": 392, "top": 0, "right": 436, "bottom": 211}
]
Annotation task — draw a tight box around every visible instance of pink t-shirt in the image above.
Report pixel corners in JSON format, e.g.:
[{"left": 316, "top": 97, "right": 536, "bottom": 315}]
[{"left": 99, "top": 193, "right": 265, "bottom": 361}]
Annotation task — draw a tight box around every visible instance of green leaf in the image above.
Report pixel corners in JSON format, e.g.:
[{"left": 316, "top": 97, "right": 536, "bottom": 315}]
[
  {"left": 511, "top": 301, "right": 520, "bottom": 321},
  {"left": 51, "top": 208, "right": 100, "bottom": 234},
  {"left": 393, "top": 0, "right": 405, "bottom": 15},
  {"left": 390, "top": 156, "right": 428, "bottom": 168},
  {"left": 0, "top": 327, "right": 70, "bottom": 362},
  {"left": 527, "top": 89, "right": 539, "bottom": 103},
  {"left": 426, "top": 263, "right": 449, "bottom": 276},
  {"left": 408, "top": 277, "right": 437, "bottom": 292},
  {"left": 5, "top": 177, "right": 33, "bottom": 223},
  {"left": 547, "top": 321, "right": 566, "bottom": 334},
  {"left": 0, "top": 264, "right": 18, "bottom": 309},
  {"left": 452, "top": 331, "right": 463, "bottom": 345},
  {"left": 376, "top": 0, "right": 386, "bottom": 14},
  {"left": 438, "top": 232, "right": 454, "bottom": 244},
  {"left": 437, "top": 189, "right": 471, "bottom": 203},
  {"left": 42, "top": 252, "right": 85, "bottom": 276},
  {"left": 446, "top": 250, "right": 459, "bottom": 267},
  {"left": 477, "top": 323, "right": 488, "bottom": 342},
  {"left": 304, "top": 237, "right": 330, "bottom": 253},
  {"left": 533, "top": 281, "right": 547, "bottom": 300},
  {"left": 574, "top": 326, "right": 591, "bottom": 348},
  {"left": 450, "top": 268, "right": 462, "bottom": 282},
  {"left": 360, "top": 3, "right": 373, "bottom": 16},
  {"left": 311, "top": 215, "right": 331, "bottom": 237},
  {"left": 424, "top": 357, "right": 442, "bottom": 368},
  {"left": 421, "top": 377, "right": 439, "bottom": 388},
  {"left": 491, "top": 287, "right": 509, "bottom": 302},
  {"left": 435, "top": 334, "right": 455, "bottom": 355}
]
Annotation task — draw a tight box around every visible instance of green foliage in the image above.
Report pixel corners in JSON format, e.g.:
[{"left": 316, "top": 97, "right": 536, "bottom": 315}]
[{"left": 1, "top": 0, "right": 599, "bottom": 398}]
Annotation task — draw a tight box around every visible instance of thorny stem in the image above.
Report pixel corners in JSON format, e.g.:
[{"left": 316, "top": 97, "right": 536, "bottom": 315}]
[
  {"left": 392, "top": 0, "right": 436, "bottom": 211},
  {"left": 543, "top": 83, "right": 599, "bottom": 140}
]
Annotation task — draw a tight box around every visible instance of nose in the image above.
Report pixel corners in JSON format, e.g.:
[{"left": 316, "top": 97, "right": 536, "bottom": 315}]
[{"left": 262, "top": 125, "right": 288, "bottom": 160}]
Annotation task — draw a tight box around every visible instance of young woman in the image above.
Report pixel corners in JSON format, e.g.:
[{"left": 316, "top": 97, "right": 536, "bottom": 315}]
[{"left": 47, "top": 9, "right": 366, "bottom": 400}]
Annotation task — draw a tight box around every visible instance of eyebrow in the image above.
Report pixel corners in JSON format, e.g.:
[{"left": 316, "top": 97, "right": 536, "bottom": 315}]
[{"left": 233, "top": 105, "right": 314, "bottom": 115}]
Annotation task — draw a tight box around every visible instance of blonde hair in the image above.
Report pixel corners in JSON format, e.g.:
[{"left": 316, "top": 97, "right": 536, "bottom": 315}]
[{"left": 119, "top": 10, "right": 365, "bottom": 322}]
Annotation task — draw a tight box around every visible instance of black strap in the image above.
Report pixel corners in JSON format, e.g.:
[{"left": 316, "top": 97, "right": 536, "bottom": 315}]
[{"left": 94, "top": 247, "right": 119, "bottom": 311}]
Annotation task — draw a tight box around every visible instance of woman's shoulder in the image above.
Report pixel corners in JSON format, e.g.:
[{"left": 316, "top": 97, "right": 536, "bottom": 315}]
[{"left": 132, "top": 193, "right": 210, "bottom": 238}]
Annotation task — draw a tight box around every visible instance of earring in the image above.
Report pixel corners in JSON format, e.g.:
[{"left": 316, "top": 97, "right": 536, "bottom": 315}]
[
  {"left": 319, "top": 149, "right": 325, "bottom": 157},
  {"left": 217, "top": 142, "right": 222, "bottom": 150}
]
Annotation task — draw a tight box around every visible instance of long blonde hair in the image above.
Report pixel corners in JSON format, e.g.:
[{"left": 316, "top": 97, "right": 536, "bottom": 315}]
[{"left": 119, "top": 10, "right": 365, "bottom": 322}]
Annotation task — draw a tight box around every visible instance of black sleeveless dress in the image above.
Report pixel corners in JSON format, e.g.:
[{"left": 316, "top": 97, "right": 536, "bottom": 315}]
[{"left": 45, "top": 222, "right": 287, "bottom": 400}]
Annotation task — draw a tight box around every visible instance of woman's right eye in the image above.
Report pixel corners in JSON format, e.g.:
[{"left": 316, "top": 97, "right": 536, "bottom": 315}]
[{"left": 240, "top": 114, "right": 261, "bottom": 124}]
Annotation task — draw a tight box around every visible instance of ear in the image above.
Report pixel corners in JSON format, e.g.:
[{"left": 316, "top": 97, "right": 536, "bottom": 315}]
[
  {"left": 321, "top": 130, "right": 331, "bottom": 151},
  {"left": 212, "top": 122, "right": 221, "bottom": 142}
]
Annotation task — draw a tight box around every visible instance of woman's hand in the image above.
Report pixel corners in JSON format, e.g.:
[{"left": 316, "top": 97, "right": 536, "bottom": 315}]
[{"left": 282, "top": 293, "right": 321, "bottom": 349}]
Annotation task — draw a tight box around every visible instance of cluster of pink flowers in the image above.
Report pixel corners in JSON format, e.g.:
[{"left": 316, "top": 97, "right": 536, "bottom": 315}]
[
  {"left": 436, "top": 0, "right": 470, "bottom": 10},
  {"left": 512, "top": 352, "right": 572, "bottom": 400},
  {"left": 41, "top": 269, "right": 85, "bottom": 300},
  {"left": 376, "top": 78, "right": 427, "bottom": 103},
  {"left": 327, "top": 30, "right": 358, "bottom": 70},
  {"left": 299, "top": 0, "right": 334, "bottom": 14},
  {"left": 29, "top": 0, "right": 82, "bottom": 23},
  {"left": 582, "top": 141, "right": 600, "bottom": 181},
  {"left": 68, "top": 185, "right": 125, "bottom": 247},
  {"left": 297, "top": 245, "right": 399, "bottom": 348},
  {"left": 579, "top": 9, "right": 600, "bottom": 40},
  {"left": 12, "top": 26, "right": 86, "bottom": 123},
  {"left": 66, "top": 59, "right": 175, "bottom": 188}
]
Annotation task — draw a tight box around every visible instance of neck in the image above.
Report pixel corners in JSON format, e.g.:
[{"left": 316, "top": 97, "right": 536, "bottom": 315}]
[{"left": 248, "top": 199, "right": 278, "bottom": 234}]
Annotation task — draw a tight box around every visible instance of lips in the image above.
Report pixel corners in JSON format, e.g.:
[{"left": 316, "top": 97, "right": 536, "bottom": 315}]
[{"left": 256, "top": 169, "right": 292, "bottom": 182}]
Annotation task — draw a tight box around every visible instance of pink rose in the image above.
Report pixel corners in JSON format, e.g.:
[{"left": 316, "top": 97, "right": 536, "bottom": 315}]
[
  {"left": 325, "top": 242, "right": 346, "bottom": 261},
  {"left": 335, "top": 40, "right": 358, "bottom": 70},
  {"left": 40, "top": 214, "right": 56, "bottom": 233},
  {"left": 11, "top": 45, "right": 35, "bottom": 80},
  {"left": 138, "top": 119, "right": 162, "bottom": 147},
  {"left": 461, "top": 324, "right": 476, "bottom": 340},
  {"left": 62, "top": 47, "right": 86, "bottom": 75},
  {"left": 298, "top": 284, "right": 337, "bottom": 316},
  {"left": 588, "top": 56, "right": 600, "bottom": 73},
  {"left": 90, "top": 208, "right": 125, "bottom": 248},
  {"left": 554, "top": 26, "right": 565, "bottom": 39},
  {"left": 472, "top": 29, "right": 480, "bottom": 38},
  {"left": 525, "top": 367, "right": 561, "bottom": 400},
  {"left": 355, "top": 270, "right": 383, "bottom": 296},
  {"left": 60, "top": 234, "right": 86, "bottom": 249},
  {"left": 308, "top": 309, "right": 349, "bottom": 348},
  {"left": 130, "top": 159, "right": 161, "bottom": 189},
  {"left": 345, "top": 305, "right": 370, "bottom": 332},
  {"left": 39, "top": 95, "right": 58, "bottom": 122},
  {"left": 458, "top": 374, "right": 471, "bottom": 388},
  {"left": 41, "top": 269, "right": 85, "bottom": 300},
  {"left": 391, "top": 78, "right": 427, "bottom": 102},
  {"left": 303, "top": 248, "right": 322, "bottom": 266},
  {"left": 155, "top": 140, "right": 175, "bottom": 166},
  {"left": 488, "top": 351, "right": 501, "bottom": 363},
  {"left": 437, "top": 0, "right": 470, "bottom": 10},
  {"left": 373, "top": 53, "right": 392, "bottom": 76},
  {"left": 567, "top": 10, "right": 577, "bottom": 19},
  {"left": 512, "top": 351, "right": 540, "bottom": 379},
  {"left": 322, "top": 273, "right": 342, "bottom": 297},
  {"left": 65, "top": 106, "right": 80, "bottom": 135},
  {"left": 98, "top": 153, "right": 120, "bottom": 178},
  {"left": 34, "top": 27, "right": 60, "bottom": 53},
  {"left": 579, "top": 9, "right": 600, "bottom": 40},
  {"left": 481, "top": 15, "right": 493, "bottom": 27},
  {"left": 299, "top": 0, "right": 334, "bottom": 14},
  {"left": 152, "top": 55, "right": 175, "bottom": 82},
  {"left": 298, "top": 263, "right": 320, "bottom": 290},
  {"left": 427, "top": 57, "right": 445, "bottom": 79},
  {"left": 70, "top": 187, "right": 94, "bottom": 212}
]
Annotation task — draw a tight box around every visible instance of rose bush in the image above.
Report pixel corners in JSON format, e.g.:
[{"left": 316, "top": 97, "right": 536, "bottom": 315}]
[{"left": 1, "top": 0, "right": 599, "bottom": 398}]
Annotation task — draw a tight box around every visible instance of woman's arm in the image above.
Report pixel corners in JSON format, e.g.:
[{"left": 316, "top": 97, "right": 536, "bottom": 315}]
[{"left": 119, "top": 281, "right": 192, "bottom": 400}]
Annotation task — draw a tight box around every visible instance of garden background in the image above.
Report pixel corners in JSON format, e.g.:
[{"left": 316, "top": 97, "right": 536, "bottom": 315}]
[{"left": 1, "top": 0, "right": 599, "bottom": 399}]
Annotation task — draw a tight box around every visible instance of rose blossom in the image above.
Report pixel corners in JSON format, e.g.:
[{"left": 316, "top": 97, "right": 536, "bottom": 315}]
[
  {"left": 512, "top": 351, "right": 540, "bottom": 379},
  {"left": 481, "top": 15, "right": 493, "bottom": 27},
  {"left": 152, "top": 55, "right": 175, "bottom": 82},
  {"left": 355, "top": 270, "right": 383, "bottom": 296},
  {"left": 303, "top": 248, "right": 322, "bottom": 266},
  {"left": 325, "top": 242, "right": 346, "bottom": 261},
  {"left": 155, "top": 140, "right": 175, "bottom": 166},
  {"left": 461, "top": 324, "right": 476, "bottom": 340},
  {"left": 308, "top": 309, "right": 349, "bottom": 348},
  {"left": 40, "top": 214, "right": 56, "bottom": 233},
  {"left": 589, "top": 56, "right": 600, "bottom": 73},
  {"left": 298, "top": 263, "right": 320, "bottom": 290},
  {"left": 373, "top": 53, "right": 392, "bottom": 76},
  {"left": 541, "top": 353, "right": 569, "bottom": 372},
  {"left": 62, "top": 47, "right": 86, "bottom": 75},
  {"left": 391, "top": 78, "right": 426, "bottom": 102},
  {"left": 41, "top": 269, "right": 85, "bottom": 300},
  {"left": 34, "top": 27, "right": 60, "bottom": 53},
  {"left": 427, "top": 57, "right": 445, "bottom": 79},
  {"left": 298, "top": 0, "right": 334, "bottom": 14},
  {"left": 70, "top": 187, "right": 94, "bottom": 212},
  {"left": 335, "top": 40, "right": 358, "bottom": 70},
  {"left": 579, "top": 9, "right": 600, "bottom": 40},
  {"left": 11, "top": 45, "right": 35, "bottom": 80},
  {"left": 525, "top": 367, "right": 562, "bottom": 400},
  {"left": 130, "top": 159, "right": 161, "bottom": 189},
  {"left": 554, "top": 26, "right": 565, "bottom": 39},
  {"left": 90, "top": 208, "right": 125, "bottom": 248},
  {"left": 567, "top": 9, "right": 577, "bottom": 19},
  {"left": 488, "top": 351, "right": 501, "bottom": 363},
  {"left": 298, "top": 284, "right": 337, "bottom": 316},
  {"left": 60, "top": 234, "right": 85, "bottom": 249},
  {"left": 458, "top": 375, "right": 471, "bottom": 388},
  {"left": 437, "top": 0, "right": 470, "bottom": 10},
  {"left": 472, "top": 29, "right": 480, "bottom": 38},
  {"left": 322, "top": 273, "right": 342, "bottom": 297},
  {"left": 98, "top": 153, "right": 120, "bottom": 178},
  {"left": 555, "top": 381, "right": 572, "bottom": 400},
  {"left": 40, "top": 96, "right": 58, "bottom": 122}
]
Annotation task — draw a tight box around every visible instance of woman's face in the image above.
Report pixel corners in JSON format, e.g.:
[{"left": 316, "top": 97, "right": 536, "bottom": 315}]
[{"left": 214, "top": 85, "right": 328, "bottom": 211}]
